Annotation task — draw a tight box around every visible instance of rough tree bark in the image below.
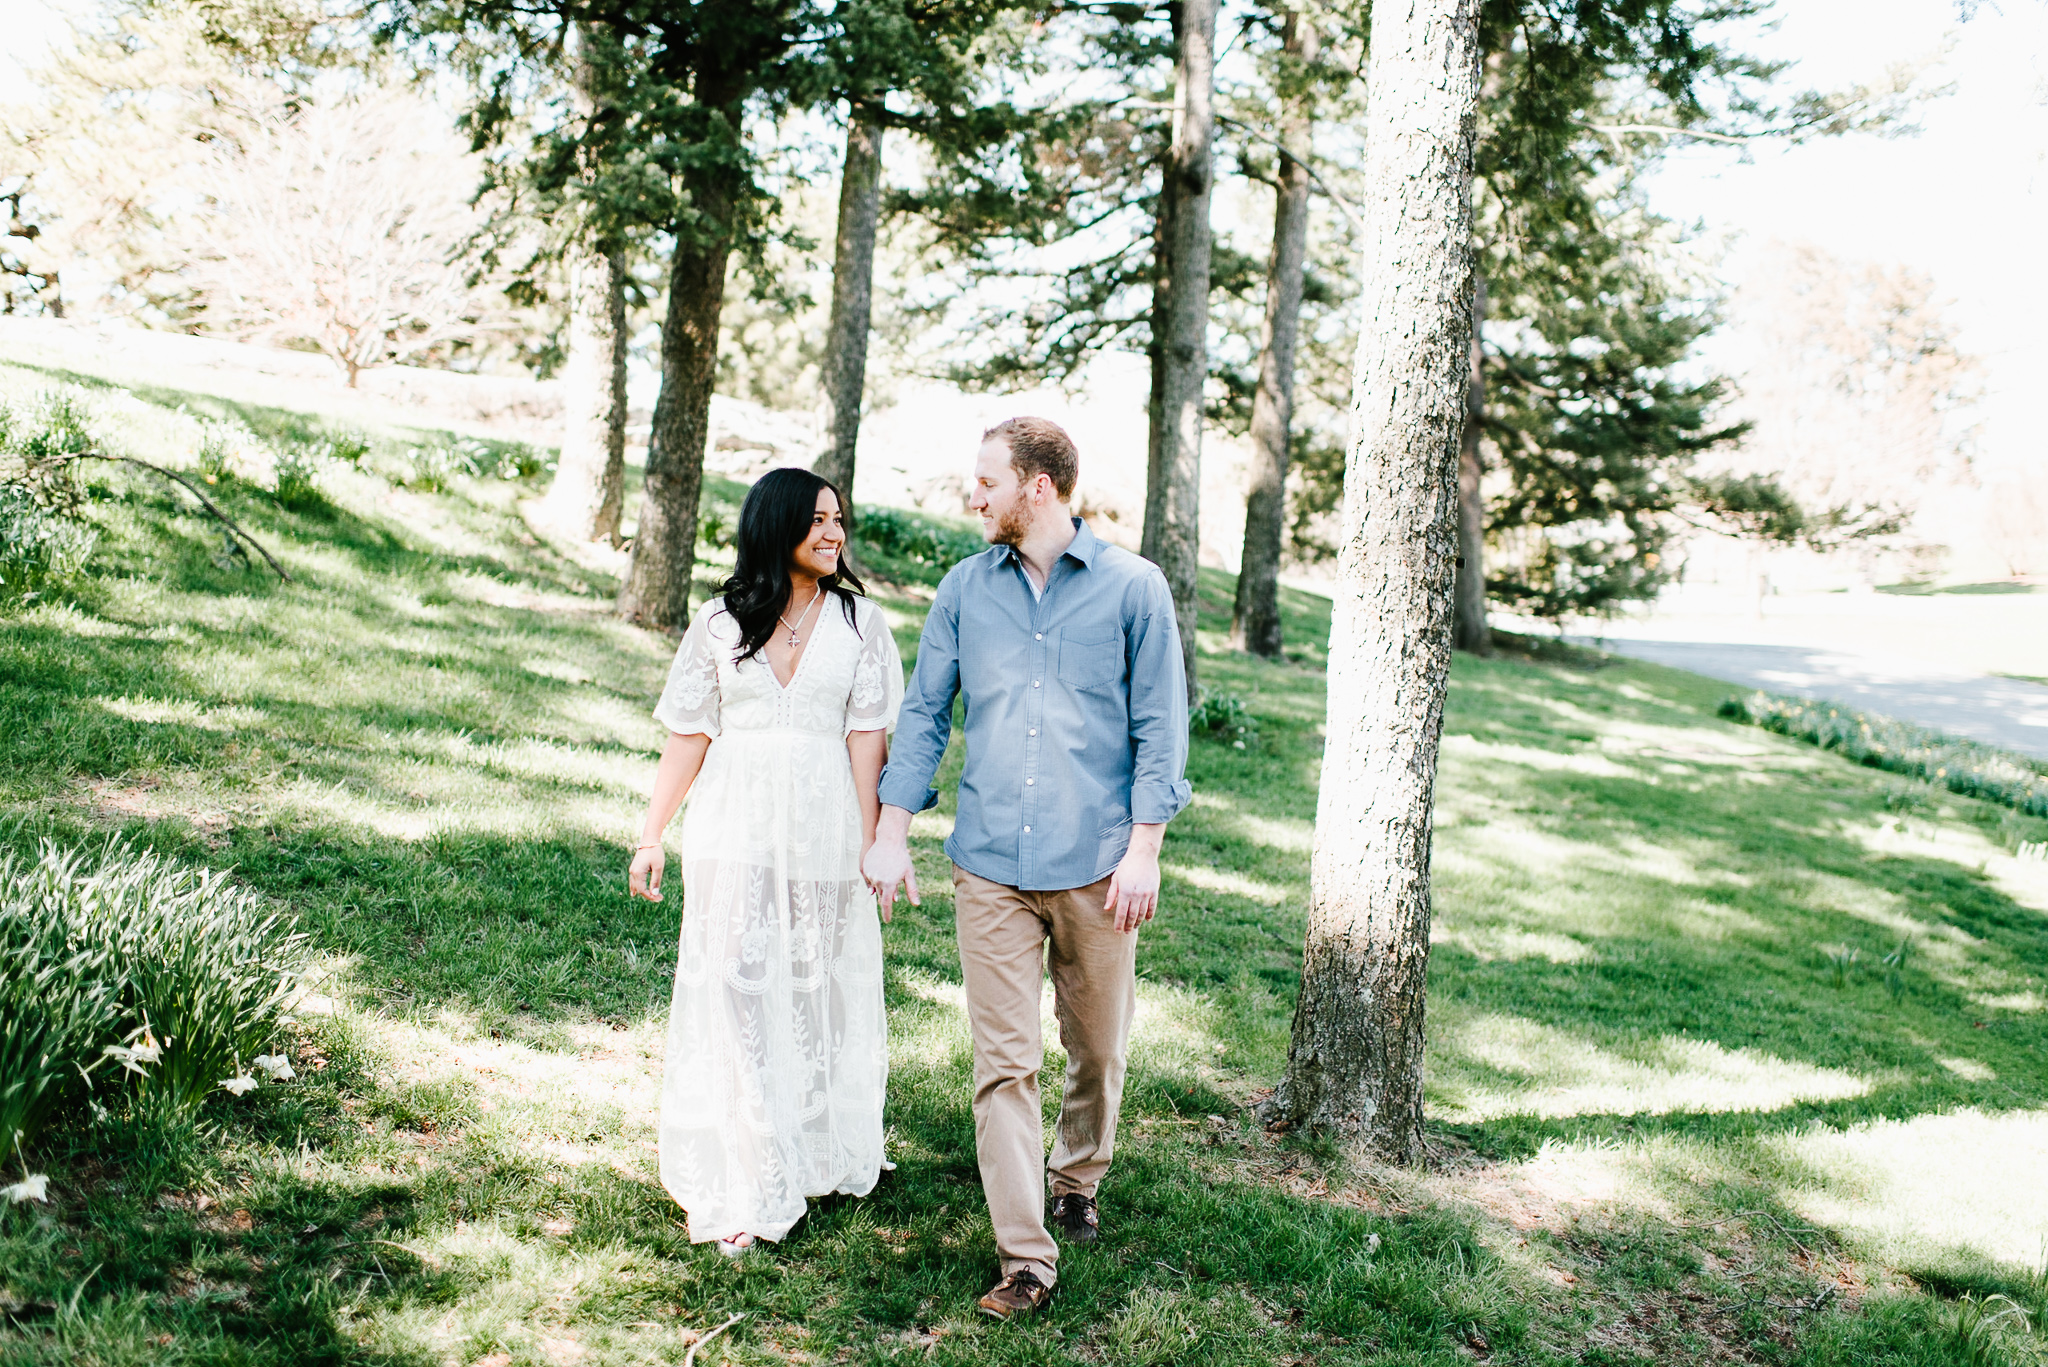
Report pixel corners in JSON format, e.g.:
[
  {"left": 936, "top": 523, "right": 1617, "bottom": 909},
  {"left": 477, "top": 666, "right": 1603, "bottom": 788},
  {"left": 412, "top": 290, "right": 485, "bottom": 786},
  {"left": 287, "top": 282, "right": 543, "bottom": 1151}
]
[
  {"left": 1260, "top": 0, "right": 1481, "bottom": 1163},
  {"left": 615, "top": 159, "right": 735, "bottom": 629},
  {"left": 1453, "top": 269, "right": 1490, "bottom": 653},
  {"left": 1230, "top": 9, "right": 1319, "bottom": 659},
  {"left": 540, "top": 241, "right": 627, "bottom": 544},
  {"left": 1140, "top": 0, "right": 1216, "bottom": 702},
  {"left": 812, "top": 112, "right": 885, "bottom": 542}
]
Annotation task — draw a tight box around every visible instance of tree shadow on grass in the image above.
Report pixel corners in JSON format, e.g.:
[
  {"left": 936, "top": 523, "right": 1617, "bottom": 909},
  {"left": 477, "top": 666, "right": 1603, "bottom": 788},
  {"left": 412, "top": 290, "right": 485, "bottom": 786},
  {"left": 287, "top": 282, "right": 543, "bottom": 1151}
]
[{"left": 1427, "top": 652, "right": 2048, "bottom": 1167}]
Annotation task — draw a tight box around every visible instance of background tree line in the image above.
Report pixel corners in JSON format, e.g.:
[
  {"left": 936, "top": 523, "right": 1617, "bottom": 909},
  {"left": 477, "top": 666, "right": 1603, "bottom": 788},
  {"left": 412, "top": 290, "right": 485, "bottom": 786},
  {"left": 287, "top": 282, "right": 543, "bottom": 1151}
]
[{"left": 2, "top": 0, "right": 1937, "bottom": 677}]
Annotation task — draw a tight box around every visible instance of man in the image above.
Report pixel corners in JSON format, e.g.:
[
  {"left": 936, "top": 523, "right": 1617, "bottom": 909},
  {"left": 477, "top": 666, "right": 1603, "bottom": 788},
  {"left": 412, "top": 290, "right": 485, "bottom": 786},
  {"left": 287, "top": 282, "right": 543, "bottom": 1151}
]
[{"left": 864, "top": 417, "right": 1192, "bottom": 1319}]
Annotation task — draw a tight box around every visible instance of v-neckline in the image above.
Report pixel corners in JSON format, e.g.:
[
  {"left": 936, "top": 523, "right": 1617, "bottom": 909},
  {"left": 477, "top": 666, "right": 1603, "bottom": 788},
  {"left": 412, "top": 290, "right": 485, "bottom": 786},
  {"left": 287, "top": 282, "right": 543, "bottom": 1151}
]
[{"left": 764, "top": 606, "right": 824, "bottom": 691}]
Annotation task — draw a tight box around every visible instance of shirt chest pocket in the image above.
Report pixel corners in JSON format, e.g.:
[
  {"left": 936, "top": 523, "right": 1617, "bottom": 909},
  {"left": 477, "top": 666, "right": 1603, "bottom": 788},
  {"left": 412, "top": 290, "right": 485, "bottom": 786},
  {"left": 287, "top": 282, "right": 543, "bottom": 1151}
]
[{"left": 1058, "top": 630, "right": 1125, "bottom": 690}]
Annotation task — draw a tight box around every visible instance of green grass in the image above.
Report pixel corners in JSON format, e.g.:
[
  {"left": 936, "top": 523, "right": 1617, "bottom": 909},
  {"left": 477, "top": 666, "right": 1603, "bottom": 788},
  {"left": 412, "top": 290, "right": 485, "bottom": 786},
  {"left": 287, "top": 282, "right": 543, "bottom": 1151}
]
[{"left": 4, "top": 355, "right": 2048, "bottom": 1365}]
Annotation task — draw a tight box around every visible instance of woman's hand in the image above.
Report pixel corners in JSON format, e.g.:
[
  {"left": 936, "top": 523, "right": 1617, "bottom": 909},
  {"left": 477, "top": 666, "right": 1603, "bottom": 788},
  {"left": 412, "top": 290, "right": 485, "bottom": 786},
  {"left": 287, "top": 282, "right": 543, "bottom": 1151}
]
[{"left": 629, "top": 843, "right": 667, "bottom": 903}]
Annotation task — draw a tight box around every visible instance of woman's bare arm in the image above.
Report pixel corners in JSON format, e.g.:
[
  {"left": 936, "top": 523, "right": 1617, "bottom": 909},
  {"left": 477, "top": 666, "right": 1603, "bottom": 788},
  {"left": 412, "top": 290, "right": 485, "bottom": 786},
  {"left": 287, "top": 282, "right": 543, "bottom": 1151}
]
[
  {"left": 846, "top": 728, "right": 890, "bottom": 919},
  {"left": 628, "top": 731, "right": 713, "bottom": 902}
]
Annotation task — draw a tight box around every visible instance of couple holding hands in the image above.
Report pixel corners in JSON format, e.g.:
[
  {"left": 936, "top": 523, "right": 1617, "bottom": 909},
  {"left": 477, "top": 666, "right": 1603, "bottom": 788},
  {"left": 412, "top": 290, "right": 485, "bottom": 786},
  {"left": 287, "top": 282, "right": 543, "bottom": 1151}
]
[{"left": 625, "top": 417, "right": 1192, "bottom": 1318}]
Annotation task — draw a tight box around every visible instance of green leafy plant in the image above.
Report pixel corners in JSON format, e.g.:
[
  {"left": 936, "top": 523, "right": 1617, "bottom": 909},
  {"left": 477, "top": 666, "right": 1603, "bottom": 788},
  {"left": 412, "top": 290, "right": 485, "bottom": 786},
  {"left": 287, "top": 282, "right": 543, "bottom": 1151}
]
[
  {"left": 194, "top": 418, "right": 261, "bottom": 485},
  {"left": 1882, "top": 779, "right": 1933, "bottom": 814},
  {"left": 0, "top": 837, "right": 308, "bottom": 1145},
  {"left": 308, "top": 428, "right": 372, "bottom": 467},
  {"left": 1824, "top": 945, "right": 1860, "bottom": 989},
  {"left": 853, "top": 505, "right": 985, "bottom": 585},
  {"left": 0, "top": 845, "right": 125, "bottom": 1157},
  {"left": 0, "top": 394, "right": 103, "bottom": 597},
  {"left": 395, "top": 437, "right": 544, "bottom": 491},
  {"left": 0, "top": 486, "right": 99, "bottom": 599},
  {"left": 1192, "top": 688, "right": 1258, "bottom": 749},
  {"left": 698, "top": 488, "right": 743, "bottom": 550},
  {"left": 272, "top": 447, "right": 324, "bottom": 510},
  {"left": 1720, "top": 692, "right": 2048, "bottom": 818},
  {"left": 1947, "top": 1293, "right": 2035, "bottom": 1367},
  {"left": 1881, "top": 937, "right": 1913, "bottom": 1003}
]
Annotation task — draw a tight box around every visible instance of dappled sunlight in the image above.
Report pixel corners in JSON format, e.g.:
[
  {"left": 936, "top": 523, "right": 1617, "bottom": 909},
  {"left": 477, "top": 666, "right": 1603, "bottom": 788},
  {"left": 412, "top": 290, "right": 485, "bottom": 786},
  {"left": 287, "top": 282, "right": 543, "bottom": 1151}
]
[
  {"left": 356, "top": 1005, "right": 666, "bottom": 1131},
  {"left": 1847, "top": 816, "right": 2048, "bottom": 917},
  {"left": 1428, "top": 1010, "right": 1874, "bottom": 1121},
  {"left": 98, "top": 696, "right": 271, "bottom": 731},
  {"left": 1440, "top": 732, "right": 1633, "bottom": 778},
  {"left": 1232, "top": 811, "right": 1313, "bottom": 853},
  {"left": 1769, "top": 1108, "right": 2048, "bottom": 1270},
  {"left": 273, "top": 770, "right": 636, "bottom": 843},
  {"left": 1430, "top": 924, "right": 1593, "bottom": 963},
  {"left": 1164, "top": 861, "right": 1288, "bottom": 906},
  {"left": 1435, "top": 821, "right": 1773, "bottom": 944}
]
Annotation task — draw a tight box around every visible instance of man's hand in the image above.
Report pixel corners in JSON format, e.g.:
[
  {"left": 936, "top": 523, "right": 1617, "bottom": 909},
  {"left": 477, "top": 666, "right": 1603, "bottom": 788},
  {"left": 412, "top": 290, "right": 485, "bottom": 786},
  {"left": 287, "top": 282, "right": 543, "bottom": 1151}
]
[
  {"left": 863, "top": 806, "right": 919, "bottom": 922},
  {"left": 1104, "top": 824, "right": 1165, "bottom": 933}
]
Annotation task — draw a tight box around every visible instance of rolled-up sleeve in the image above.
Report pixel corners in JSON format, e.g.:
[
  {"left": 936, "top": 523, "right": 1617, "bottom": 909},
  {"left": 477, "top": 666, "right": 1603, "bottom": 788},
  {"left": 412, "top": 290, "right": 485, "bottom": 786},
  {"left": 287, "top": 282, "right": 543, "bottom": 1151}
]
[
  {"left": 1126, "top": 572, "right": 1193, "bottom": 824},
  {"left": 877, "top": 573, "right": 962, "bottom": 814}
]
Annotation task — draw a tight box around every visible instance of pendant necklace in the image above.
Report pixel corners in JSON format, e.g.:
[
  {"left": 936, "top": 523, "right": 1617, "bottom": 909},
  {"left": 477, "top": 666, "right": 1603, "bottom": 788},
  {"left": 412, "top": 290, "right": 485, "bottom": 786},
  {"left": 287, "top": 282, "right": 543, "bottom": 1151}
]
[{"left": 776, "top": 585, "right": 823, "bottom": 648}]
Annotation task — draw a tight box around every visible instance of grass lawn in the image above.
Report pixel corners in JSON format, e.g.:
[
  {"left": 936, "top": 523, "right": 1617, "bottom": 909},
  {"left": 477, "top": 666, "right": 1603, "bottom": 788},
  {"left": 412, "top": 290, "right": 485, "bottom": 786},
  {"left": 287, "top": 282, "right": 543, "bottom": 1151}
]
[{"left": 4, "top": 357, "right": 2048, "bottom": 1365}]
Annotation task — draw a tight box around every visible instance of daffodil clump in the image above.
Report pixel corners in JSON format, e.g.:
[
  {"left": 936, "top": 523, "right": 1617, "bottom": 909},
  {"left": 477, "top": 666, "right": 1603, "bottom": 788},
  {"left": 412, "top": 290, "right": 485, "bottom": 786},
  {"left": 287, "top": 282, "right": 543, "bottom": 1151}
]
[
  {"left": 0, "top": 837, "right": 309, "bottom": 1204},
  {"left": 1718, "top": 692, "right": 2048, "bottom": 819}
]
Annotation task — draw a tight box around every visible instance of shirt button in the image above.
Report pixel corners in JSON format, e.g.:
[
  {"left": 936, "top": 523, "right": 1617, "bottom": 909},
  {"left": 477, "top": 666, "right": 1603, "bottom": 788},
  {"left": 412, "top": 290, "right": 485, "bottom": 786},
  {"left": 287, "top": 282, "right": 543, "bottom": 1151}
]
[
  {"left": 1026, "top": 778, "right": 1035, "bottom": 785},
  {"left": 1023, "top": 825, "right": 1031, "bottom": 833},
  {"left": 1036, "top": 633, "right": 1043, "bottom": 640},
  {"left": 1029, "top": 728, "right": 1037, "bottom": 736},
  {"left": 1033, "top": 679, "right": 1041, "bottom": 687}
]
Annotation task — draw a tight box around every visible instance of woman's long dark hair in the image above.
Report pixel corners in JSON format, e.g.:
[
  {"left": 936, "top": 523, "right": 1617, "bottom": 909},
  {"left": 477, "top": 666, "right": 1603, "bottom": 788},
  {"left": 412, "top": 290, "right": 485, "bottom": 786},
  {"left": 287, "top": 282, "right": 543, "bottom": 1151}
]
[{"left": 719, "top": 466, "right": 865, "bottom": 664}]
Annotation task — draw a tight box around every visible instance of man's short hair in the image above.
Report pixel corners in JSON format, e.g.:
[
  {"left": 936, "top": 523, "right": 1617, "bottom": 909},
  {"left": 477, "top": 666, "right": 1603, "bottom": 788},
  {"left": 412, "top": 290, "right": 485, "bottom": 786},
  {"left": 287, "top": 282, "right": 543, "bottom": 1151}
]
[{"left": 982, "top": 416, "right": 1079, "bottom": 501}]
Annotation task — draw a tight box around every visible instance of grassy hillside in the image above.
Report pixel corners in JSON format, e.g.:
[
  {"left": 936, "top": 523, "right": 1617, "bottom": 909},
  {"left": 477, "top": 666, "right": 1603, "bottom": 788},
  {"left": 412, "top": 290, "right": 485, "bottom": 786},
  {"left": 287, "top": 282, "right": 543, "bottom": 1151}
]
[{"left": 3, "top": 358, "right": 2046, "bottom": 1366}]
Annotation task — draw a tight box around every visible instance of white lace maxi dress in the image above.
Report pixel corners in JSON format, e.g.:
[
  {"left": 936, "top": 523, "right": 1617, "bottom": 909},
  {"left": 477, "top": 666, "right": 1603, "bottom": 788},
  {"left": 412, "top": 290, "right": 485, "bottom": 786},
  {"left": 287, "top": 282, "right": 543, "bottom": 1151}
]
[{"left": 651, "top": 593, "right": 905, "bottom": 1244}]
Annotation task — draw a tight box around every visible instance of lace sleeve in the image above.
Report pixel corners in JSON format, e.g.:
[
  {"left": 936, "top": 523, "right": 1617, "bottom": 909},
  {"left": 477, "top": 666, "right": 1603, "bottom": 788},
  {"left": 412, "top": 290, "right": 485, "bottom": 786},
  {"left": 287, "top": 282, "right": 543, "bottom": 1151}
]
[
  {"left": 653, "top": 600, "right": 725, "bottom": 738},
  {"left": 844, "top": 598, "right": 905, "bottom": 735}
]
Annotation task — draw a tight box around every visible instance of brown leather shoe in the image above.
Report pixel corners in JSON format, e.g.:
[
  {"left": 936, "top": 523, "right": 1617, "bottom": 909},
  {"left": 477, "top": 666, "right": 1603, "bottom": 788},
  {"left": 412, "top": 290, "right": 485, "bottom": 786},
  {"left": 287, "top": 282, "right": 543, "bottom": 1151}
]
[
  {"left": 1049, "top": 1192, "right": 1099, "bottom": 1244},
  {"left": 977, "top": 1267, "right": 1052, "bottom": 1320}
]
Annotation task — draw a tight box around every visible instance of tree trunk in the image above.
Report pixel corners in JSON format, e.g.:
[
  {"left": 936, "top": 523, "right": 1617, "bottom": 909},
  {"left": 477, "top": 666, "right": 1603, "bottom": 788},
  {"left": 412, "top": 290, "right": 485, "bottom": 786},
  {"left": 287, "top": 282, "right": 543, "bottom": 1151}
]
[
  {"left": 813, "top": 112, "right": 885, "bottom": 546},
  {"left": 616, "top": 171, "right": 734, "bottom": 630},
  {"left": 1230, "top": 10, "right": 1319, "bottom": 659},
  {"left": 542, "top": 242, "right": 628, "bottom": 544},
  {"left": 1261, "top": 0, "right": 1481, "bottom": 1163},
  {"left": 1145, "top": 191, "right": 1172, "bottom": 531},
  {"left": 1141, "top": 0, "right": 1217, "bottom": 703},
  {"left": 1453, "top": 268, "right": 1490, "bottom": 653},
  {"left": 541, "top": 25, "right": 627, "bottom": 546}
]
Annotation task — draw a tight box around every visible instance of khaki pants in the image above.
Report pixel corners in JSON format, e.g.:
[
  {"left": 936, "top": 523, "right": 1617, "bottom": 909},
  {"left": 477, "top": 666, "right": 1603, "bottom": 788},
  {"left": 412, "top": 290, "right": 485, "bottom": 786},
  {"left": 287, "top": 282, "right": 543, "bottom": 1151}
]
[{"left": 952, "top": 866, "right": 1139, "bottom": 1287}]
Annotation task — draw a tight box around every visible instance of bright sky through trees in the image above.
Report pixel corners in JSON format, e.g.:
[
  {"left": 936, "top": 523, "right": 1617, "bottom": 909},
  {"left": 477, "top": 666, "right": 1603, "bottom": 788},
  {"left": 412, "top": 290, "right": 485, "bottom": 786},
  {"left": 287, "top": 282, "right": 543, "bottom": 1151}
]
[{"left": 1639, "top": 0, "right": 2048, "bottom": 482}]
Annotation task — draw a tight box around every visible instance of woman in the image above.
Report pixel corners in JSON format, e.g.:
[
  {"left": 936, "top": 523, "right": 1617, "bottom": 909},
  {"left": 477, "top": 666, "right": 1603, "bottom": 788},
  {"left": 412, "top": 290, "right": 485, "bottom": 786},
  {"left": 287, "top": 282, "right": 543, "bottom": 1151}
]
[{"left": 628, "top": 467, "right": 904, "bottom": 1255}]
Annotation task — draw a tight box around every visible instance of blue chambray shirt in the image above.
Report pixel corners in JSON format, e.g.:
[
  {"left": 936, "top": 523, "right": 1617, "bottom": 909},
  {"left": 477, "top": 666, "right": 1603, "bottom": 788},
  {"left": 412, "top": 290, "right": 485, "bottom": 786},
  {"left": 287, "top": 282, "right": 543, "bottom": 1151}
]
[{"left": 878, "top": 518, "right": 1193, "bottom": 891}]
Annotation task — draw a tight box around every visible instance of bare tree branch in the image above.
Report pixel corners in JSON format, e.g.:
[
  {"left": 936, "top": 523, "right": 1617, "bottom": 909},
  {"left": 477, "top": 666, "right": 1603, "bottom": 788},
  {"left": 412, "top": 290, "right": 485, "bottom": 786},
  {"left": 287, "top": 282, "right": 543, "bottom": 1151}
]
[{"left": 48, "top": 451, "right": 290, "bottom": 582}]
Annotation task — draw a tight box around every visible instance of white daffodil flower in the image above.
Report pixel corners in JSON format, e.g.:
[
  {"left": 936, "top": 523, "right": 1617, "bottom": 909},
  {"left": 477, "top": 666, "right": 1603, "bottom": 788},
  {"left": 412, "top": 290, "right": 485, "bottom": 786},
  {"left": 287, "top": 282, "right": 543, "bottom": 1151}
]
[
  {"left": 252, "top": 1054, "right": 295, "bottom": 1080},
  {"left": 2, "top": 1174, "right": 49, "bottom": 1204},
  {"left": 219, "top": 1075, "right": 259, "bottom": 1096},
  {"left": 104, "top": 1033, "right": 166, "bottom": 1074},
  {"left": 103, "top": 1044, "right": 149, "bottom": 1074}
]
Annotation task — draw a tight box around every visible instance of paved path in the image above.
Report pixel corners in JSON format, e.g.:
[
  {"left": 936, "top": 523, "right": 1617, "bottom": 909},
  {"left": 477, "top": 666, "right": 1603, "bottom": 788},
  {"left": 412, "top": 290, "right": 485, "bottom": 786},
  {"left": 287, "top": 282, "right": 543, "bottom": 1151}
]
[{"left": 1571, "top": 637, "right": 2048, "bottom": 761}]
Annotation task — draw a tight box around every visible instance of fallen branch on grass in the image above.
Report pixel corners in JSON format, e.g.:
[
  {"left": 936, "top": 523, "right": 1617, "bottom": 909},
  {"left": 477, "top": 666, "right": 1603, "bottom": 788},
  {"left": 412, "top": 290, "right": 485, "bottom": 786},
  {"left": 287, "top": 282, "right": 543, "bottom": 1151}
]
[
  {"left": 47, "top": 451, "right": 290, "bottom": 583},
  {"left": 682, "top": 1312, "right": 745, "bottom": 1367}
]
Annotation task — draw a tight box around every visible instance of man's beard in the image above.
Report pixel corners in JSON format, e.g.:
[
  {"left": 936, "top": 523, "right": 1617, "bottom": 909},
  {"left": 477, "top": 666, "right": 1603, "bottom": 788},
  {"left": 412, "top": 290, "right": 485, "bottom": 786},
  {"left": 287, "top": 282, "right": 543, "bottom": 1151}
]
[{"left": 988, "top": 489, "right": 1033, "bottom": 546}]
